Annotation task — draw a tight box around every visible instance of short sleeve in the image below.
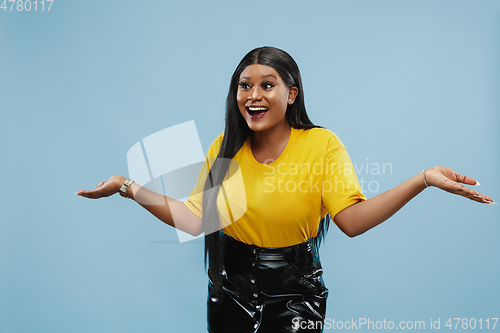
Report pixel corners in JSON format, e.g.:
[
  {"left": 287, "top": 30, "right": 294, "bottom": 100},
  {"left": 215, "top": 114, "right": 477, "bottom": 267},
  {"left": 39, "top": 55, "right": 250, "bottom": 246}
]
[
  {"left": 183, "top": 133, "right": 224, "bottom": 218},
  {"left": 321, "top": 134, "right": 366, "bottom": 221}
]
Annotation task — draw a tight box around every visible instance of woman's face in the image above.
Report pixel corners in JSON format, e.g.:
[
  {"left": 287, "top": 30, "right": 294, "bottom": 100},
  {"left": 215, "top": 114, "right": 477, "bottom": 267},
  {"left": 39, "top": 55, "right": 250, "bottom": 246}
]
[{"left": 237, "top": 64, "right": 298, "bottom": 133}]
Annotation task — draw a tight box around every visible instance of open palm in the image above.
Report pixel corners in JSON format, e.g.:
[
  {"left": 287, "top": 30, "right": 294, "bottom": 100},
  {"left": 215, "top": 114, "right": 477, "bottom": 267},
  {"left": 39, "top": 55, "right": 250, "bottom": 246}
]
[
  {"left": 75, "top": 175, "right": 125, "bottom": 199},
  {"left": 424, "top": 166, "right": 494, "bottom": 204}
]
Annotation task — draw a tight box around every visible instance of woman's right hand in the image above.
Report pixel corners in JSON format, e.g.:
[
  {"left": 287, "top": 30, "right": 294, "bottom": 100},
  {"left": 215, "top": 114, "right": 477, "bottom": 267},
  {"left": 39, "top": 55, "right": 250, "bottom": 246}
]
[{"left": 75, "top": 175, "right": 126, "bottom": 199}]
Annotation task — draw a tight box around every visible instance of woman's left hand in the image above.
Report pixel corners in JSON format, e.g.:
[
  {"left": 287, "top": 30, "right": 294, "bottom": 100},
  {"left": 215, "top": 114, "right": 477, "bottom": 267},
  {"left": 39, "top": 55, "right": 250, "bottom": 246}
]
[{"left": 424, "top": 166, "right": 494, "bottom": 204}]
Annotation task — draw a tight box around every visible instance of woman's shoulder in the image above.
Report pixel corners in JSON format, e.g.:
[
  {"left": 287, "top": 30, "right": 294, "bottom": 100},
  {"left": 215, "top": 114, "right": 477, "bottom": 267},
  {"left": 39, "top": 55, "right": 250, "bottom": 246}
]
[
  {"left": 213, "top": 132, "right": 225, "bottom": 145},
  {"left": 294, "top": 126, "right": 345, "bottom": 149},
  {"left": 204, "top": 132, "right": 225, "bottom": 158}
]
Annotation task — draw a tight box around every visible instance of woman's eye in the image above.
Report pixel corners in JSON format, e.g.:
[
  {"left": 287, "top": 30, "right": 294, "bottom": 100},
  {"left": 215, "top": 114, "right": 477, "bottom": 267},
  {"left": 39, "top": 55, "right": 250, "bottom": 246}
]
[
  {"left": 263, "top": 83, "right": 275, "bottom": 89},
  {"left": 239, "top": 83, "right": 250, "bottom": 89}
]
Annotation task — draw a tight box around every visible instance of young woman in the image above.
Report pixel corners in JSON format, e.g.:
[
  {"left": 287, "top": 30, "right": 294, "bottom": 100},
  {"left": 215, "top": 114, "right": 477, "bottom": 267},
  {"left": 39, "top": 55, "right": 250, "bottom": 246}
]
[{"left": 76, "top": 46, "right": 494, "bottom": 333}]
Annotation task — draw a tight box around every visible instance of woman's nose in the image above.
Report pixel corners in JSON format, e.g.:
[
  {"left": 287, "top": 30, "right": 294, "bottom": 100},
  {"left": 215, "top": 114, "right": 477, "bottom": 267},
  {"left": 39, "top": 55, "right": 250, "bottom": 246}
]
[{"left": 248, "top": 87, "right": 262, "bottom": 101}]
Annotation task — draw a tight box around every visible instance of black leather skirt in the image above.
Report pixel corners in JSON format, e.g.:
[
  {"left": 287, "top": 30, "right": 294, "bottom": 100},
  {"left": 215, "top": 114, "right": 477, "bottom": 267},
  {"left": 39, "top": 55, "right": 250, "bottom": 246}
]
[{"left": 207, "top": 234, "right": 329, "bottom": 333}]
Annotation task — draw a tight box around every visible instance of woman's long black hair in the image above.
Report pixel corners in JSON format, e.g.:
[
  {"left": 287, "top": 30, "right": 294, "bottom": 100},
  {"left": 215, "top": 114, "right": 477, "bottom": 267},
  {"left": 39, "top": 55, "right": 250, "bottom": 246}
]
[{"left": 202, "top": 46, "right": 332, "bottom": 296}]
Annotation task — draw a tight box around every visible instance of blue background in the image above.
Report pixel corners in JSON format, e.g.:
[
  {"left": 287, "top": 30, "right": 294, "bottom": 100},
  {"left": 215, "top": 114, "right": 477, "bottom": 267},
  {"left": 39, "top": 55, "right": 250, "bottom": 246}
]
[{"left": 1, "top": 0, "right": 499, "bottom": 332}]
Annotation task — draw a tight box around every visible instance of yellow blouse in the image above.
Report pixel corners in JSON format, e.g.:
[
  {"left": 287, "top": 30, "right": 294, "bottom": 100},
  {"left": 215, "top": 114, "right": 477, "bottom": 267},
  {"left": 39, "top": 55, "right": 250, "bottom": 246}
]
[{"left": 184, "top": 127, "right": 366, "bottom": 248}]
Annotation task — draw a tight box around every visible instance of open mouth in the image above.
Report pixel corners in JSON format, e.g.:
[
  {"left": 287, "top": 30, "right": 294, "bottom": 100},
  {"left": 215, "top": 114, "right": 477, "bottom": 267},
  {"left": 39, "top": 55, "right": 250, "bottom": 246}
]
[{"left": 246, "top": 106, "right": 269, "bottom": 119}]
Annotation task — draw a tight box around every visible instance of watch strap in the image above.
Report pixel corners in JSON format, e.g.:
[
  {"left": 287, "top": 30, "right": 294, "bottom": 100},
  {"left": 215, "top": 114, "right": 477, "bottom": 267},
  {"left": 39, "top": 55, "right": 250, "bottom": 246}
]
[{"left": 119, "top": 179, "right": 135, "bottom": 198}]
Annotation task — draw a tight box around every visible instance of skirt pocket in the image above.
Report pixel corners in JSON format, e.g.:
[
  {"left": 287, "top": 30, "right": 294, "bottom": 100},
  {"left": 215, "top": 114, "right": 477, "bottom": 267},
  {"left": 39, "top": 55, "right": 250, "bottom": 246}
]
[{"left": 290, "top": 263, "right": 328, "bottom": 295}]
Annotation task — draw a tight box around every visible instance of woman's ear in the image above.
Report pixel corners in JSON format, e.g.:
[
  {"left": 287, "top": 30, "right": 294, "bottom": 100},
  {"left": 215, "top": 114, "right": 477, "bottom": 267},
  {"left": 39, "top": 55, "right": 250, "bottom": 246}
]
[{"left": 288, "top": 87, "right": 298, "bottom": 105}]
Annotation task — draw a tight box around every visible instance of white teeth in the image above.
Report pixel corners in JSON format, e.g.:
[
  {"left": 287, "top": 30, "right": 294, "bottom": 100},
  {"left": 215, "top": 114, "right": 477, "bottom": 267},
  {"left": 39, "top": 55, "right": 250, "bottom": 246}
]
[{"left": 248, "top": 107, "right": 268, "bottom": 111}]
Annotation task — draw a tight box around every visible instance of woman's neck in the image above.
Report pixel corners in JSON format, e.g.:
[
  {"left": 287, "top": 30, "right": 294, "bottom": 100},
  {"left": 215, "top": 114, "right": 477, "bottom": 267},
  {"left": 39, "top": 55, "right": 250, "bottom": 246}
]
[{"left": 249, "top": 120, "right": 292, "bottom": 163}]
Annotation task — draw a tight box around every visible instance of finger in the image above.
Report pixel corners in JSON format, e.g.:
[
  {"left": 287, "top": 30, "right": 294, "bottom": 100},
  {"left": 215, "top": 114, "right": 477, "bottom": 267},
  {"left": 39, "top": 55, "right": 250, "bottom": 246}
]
[
  {"left": 76, "top": 190, "right": 87, "bottom": 197},
  {"left": 478, "top": 194, "right": 494, "bottom": 203},
  {"left": 447, "top": 188, "right": 485, "bottom": 203},
  {"left": 440, "top": 176, "right": 494, "bottom": 203},
  {"left": 465, "top": 187, "right": 493, "bottom": 202},
  {"left": 441, "top": 178, "right": 483, "bottom": 200},
  {"left": 77, "top": 190, "right": 93, "bottom": 198},
  {"left": 453, "top": 171, "right": 478, "bottom": 185},
  {"left": 455, "top": 184, "right": 481, "bottom": 199},
  {"left": 77, "top": 189, "right": 103, "bottom": 199},
  {"left": 481, "top": 199, "right": 496, "bottom": 204},
  {"left": 455, "top": 185, "right": 479, "bottom": 200},
  {"left": 96, "top": 181, "right": 107, "bottom": 188},
  {"left": 453, "top": 185, "right": 494, "bottom": 203},
  {"left": 441, "top": 177, "right": 469, "bottom": 192}
]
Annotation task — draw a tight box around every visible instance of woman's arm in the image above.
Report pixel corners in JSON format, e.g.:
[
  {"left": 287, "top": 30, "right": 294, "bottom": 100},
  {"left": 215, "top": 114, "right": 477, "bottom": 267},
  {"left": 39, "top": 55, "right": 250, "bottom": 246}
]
[
  {"left": 76, "top": 175, "right": 203, "bottom": 236},
  {"left": 334, "top": 166, "right": 494, "bottom": 238}
]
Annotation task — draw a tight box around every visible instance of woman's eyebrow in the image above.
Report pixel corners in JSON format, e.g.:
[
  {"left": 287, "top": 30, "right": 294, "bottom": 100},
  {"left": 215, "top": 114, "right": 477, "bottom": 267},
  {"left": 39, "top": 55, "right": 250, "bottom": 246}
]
[
  {"left": 261, "top": 74, "right": 278, "bottom": 80},
  {"left": 239, "top": 74, "right": 278, "bottom": 81}
]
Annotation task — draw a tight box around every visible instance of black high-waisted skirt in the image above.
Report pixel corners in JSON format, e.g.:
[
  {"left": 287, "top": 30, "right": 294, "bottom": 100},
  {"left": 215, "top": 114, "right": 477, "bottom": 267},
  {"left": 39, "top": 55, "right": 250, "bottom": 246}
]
[{"left": 207, "top": 234, "right": 329, "bottom": 333}]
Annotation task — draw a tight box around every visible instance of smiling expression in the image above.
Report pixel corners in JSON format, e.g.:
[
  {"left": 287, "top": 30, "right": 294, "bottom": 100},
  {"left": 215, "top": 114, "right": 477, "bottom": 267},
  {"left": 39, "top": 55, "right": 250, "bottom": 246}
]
[{"left": 237, "top": 64, "right": 298, "bottom": 133}]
